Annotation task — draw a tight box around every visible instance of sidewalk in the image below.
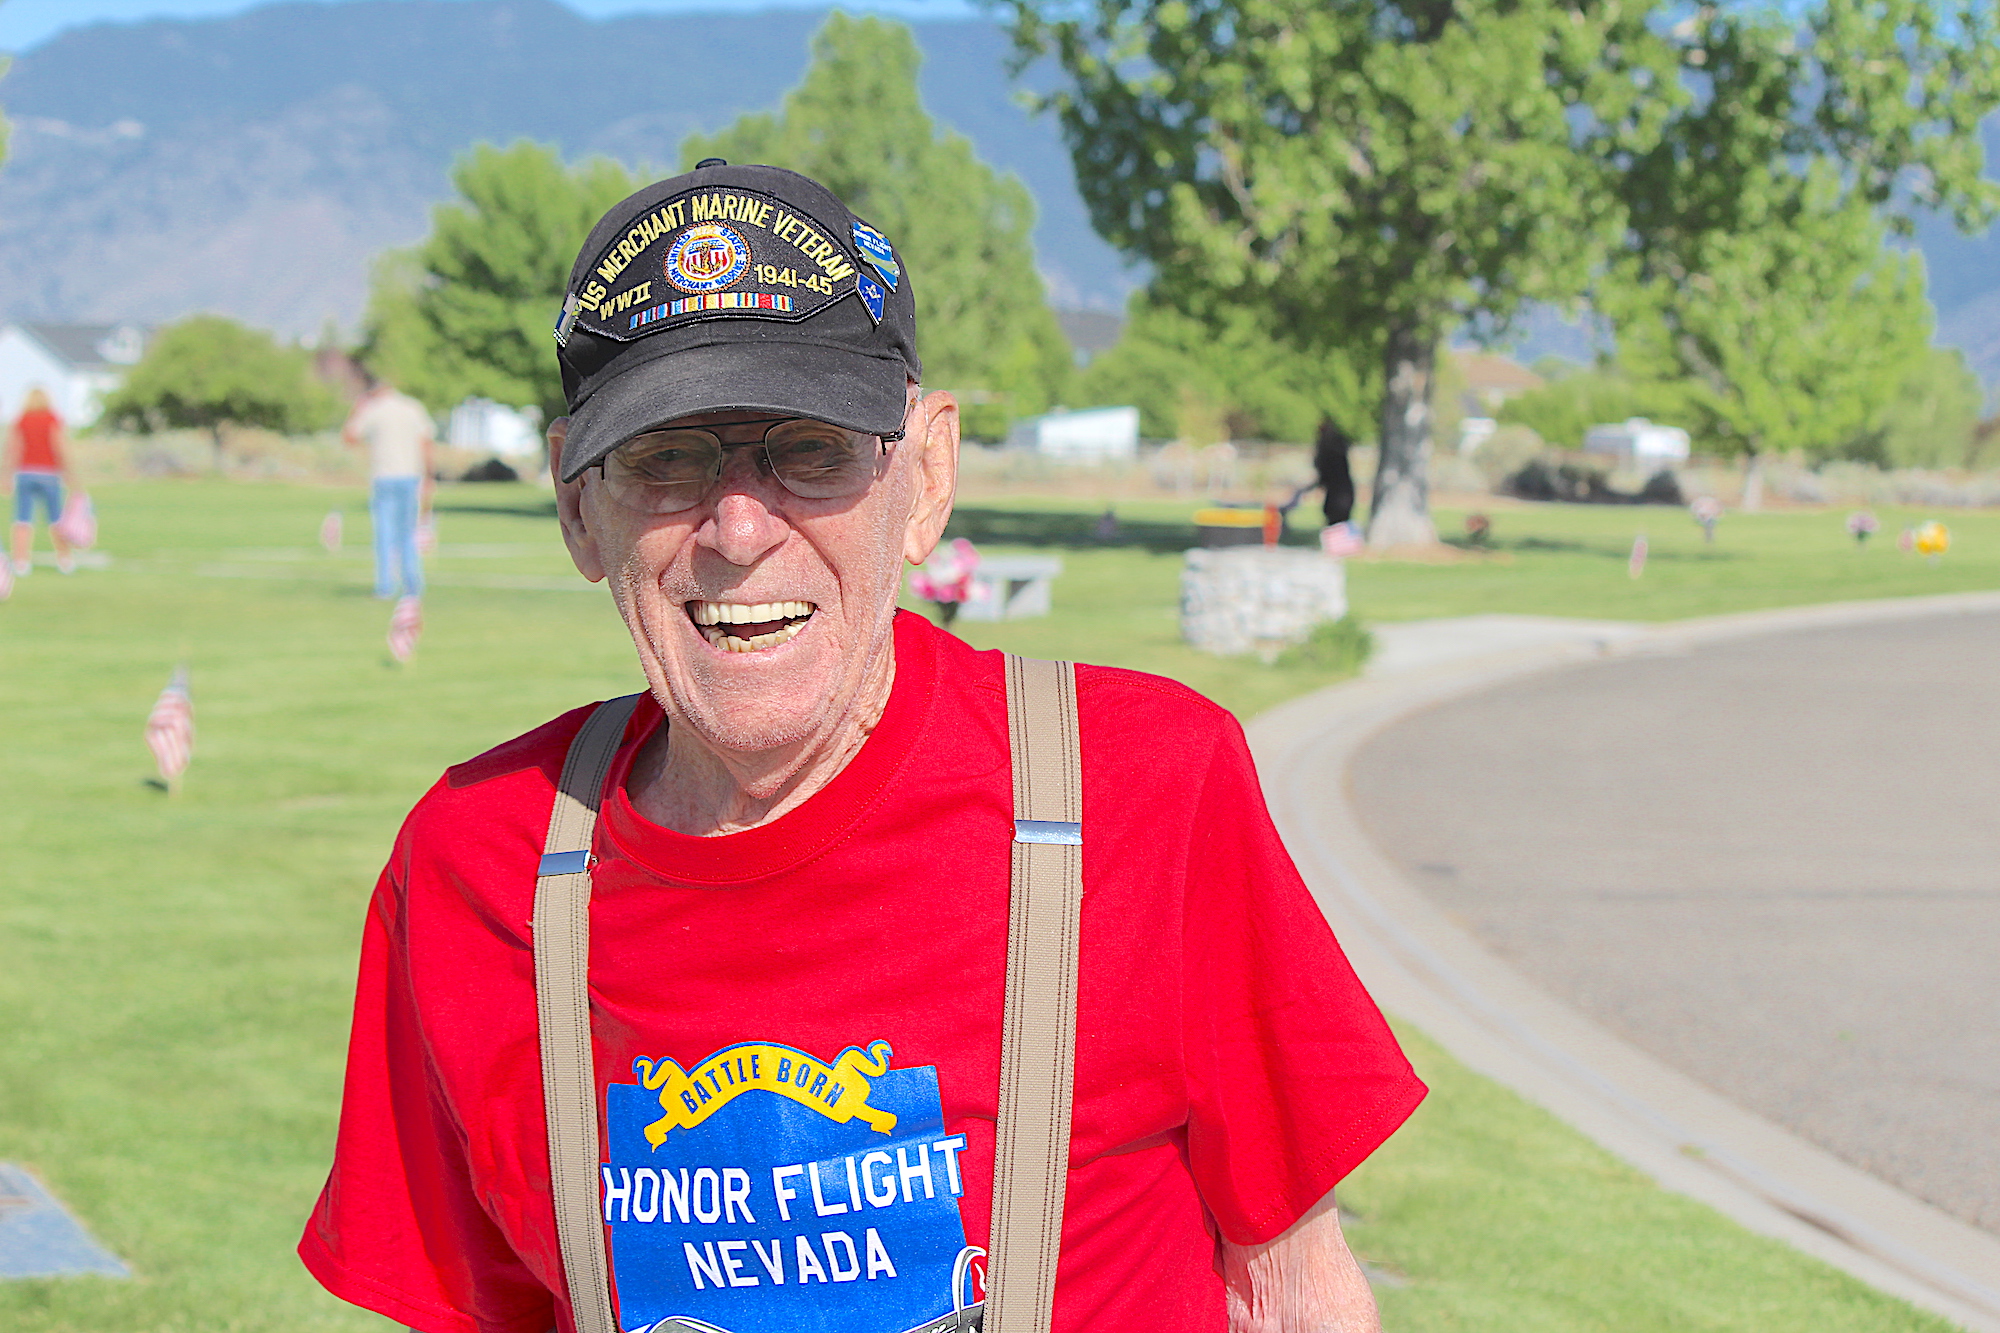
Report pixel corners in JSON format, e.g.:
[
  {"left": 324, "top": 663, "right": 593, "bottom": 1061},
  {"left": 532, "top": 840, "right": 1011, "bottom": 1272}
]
[{"left": 1246, "top": 592, "right": 2000, "bottom": 1333}]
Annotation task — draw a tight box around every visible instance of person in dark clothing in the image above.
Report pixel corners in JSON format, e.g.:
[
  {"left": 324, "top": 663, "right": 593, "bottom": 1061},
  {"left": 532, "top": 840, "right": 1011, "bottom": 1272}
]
[{"left": 1314, "top": 419, "right": 1356, "bottom": 528}]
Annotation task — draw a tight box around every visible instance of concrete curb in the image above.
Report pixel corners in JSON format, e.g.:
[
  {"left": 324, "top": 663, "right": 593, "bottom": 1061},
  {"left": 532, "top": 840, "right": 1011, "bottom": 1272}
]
[{"left": 1245, "top": 590, "right": 2000, "bottom": 1332}]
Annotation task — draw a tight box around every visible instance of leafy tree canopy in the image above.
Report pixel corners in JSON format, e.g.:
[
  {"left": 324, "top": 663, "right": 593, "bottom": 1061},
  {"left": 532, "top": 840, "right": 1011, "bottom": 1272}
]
[
  {"left": 1000, "top": 0, "right": 2000, "bottom": 542},
  {"left": 684, "top": 13, "right": 1073, "bottom": 439},
  {"left": 1079, "top": 296, "right": 1374, "bottom": 443},
  {"left": 1870, "top": 348, "right": 1987, "bottom": 470},
  {"left": 102, "top": 316, "right": 339, "bottom": 452},
  {"left": 1612, "top": 169, "right": 1936, "bottom": 480},
  {"left": 364, "top": 142, "right": 639, "bottom": 421}
]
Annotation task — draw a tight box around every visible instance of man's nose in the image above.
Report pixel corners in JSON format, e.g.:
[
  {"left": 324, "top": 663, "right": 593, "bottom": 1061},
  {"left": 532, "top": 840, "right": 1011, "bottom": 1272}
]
[{"left": 697, "top": 458, "right": 791, "bottom": 566}]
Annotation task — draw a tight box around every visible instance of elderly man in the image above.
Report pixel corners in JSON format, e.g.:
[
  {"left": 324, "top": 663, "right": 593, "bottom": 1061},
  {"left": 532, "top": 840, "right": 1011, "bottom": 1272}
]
[{"left": 301, "top": 163, "right": 1424, "bottom": 1333}]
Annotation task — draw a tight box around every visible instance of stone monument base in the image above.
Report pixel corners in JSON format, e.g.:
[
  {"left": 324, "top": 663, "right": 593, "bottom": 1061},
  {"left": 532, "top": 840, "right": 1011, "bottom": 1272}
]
[{"left": 1181, "top": 546, "right": 1349, "bottom": 659}]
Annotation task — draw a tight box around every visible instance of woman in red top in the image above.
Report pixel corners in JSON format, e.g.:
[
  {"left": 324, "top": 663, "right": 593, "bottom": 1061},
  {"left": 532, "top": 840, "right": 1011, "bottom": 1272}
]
[{"left": 7, "top": 386, "right": 75, "bottom": 577}]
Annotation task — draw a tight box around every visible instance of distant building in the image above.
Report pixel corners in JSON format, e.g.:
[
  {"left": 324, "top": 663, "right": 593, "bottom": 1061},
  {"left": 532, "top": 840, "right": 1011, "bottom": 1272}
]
[
  {"left": 0, "top": 322, "right": 148, "bottom": 425},
  {"left": 1007, "top": 406, "right": 1141, "bottom": 463},
  {"left": 448, "top": 397, "right": 543, "bottom": 458},
  {"left": 1584, "top": 417, "right": 1691, "bottom": 466},
  {"left": 1453, "top": 350, "right": 1545, "bottom": 414}
]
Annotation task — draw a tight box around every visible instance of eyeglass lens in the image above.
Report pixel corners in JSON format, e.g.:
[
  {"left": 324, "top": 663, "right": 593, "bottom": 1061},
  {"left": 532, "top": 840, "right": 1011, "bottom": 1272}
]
[{"left": 603, "top": 420, "right": 883, "bottom": 513}]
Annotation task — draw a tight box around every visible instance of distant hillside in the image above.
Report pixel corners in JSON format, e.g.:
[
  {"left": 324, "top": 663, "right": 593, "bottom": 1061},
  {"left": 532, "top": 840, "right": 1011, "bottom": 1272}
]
[
  {"left": 0, "top": 0, "right": 1995, "bottom": 391},
  {"left": 0, "top": 0, "right": 1138, "bottom": 337}
]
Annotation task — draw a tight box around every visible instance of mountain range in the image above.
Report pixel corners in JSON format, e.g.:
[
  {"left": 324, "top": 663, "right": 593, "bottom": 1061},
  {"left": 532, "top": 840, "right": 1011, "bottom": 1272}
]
[
  {"left": 0, "top": 0, "right": 1137, "bottom": 338},
  {"left": 0, "top": 0, "right": 1995, "bottom": 387}
]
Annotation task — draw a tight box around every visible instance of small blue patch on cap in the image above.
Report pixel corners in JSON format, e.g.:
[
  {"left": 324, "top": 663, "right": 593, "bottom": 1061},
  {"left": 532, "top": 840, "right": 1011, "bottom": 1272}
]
[
  {"left": 0, "top": 1162, "right": 130, "bottom": 1278},
  {"left": 552, "top": 293, "right": 582, "bottom": 346},
  {"left": 856, "top": 272, "right": 886, "bottom": 324},
  {"left": 851, "top": 221, "right": 899, "bottom": 290}
]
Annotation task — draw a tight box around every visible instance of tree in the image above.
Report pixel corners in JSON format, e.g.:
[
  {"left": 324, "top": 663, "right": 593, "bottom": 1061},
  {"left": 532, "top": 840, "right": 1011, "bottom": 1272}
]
[
  {"left": 1607, "top": 0, "right": 2000, "bottom": 502},
  {"left": 1612, "top": 172, "right": 1935, "bottom": 500},
  {"left": 1000, "top": 0, "right": 1678, "bottom": 546},
  {"left": 1, "top": 53, "right": 11, "bottom": 172},
  {"left": 1872, "top": 348, "right": 1985, "bottom": 470},
  {"left": 1000, "top": 0, "right": 2000, "bottom": 545},
  {"left": 1079, "top": 295, "right": 1373, "bottom": 443},
  {"left": 102, "top": 315, "right": 340, "bottom": 469},
  {"left": 364, "top": 142, "right": 638, "bottom": 422},
  {"left": 683, "top": 14, "right": 1073, "bottom": 439}
]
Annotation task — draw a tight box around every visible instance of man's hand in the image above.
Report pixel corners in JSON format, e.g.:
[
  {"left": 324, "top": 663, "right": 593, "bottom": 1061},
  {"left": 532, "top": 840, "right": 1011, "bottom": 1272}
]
[{"left": 1221, "top": 1190, "right": 1380, "bottom": 1333}]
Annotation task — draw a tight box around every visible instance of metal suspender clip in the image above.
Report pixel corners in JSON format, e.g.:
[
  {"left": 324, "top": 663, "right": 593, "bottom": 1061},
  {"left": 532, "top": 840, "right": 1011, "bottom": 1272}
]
[
  {"left": 537, "top": 849, "right": 594, "bottom": 876},
  {"left": 1013, "top": 819, "right": 1082, "bottom": 845}
]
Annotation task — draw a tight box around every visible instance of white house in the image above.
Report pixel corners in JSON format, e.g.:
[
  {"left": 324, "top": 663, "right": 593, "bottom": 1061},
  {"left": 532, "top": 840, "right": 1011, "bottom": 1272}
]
[
  {"left": 447, "top": 397, "right": 544, "bottom": 458},
  {"left": 0, "top": 323, "right": 147, "bottom": 426},
  {"left": 1584, "top": 417, "right": 1691, "bottom": 465},
  {"left": 1005, "top": 405, "right": 1141, "bottom": 463}
]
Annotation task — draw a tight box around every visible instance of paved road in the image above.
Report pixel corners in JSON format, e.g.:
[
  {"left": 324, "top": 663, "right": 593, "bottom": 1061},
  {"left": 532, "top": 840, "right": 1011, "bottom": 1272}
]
[{"left": 1350, "top": 611, "right": 2000, "bottom": 1234}]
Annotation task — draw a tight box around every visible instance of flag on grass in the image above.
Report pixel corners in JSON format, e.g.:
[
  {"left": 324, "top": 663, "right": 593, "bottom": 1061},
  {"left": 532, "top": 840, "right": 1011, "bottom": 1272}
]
[
  {"left": 145, "top": 667, "right": 195, "bottom": 788},
  {"left": 1629, "top": 533, "right": 1648, "bottom": 580},
  {"left": 388, "top": 595, "right": 423, "bottom": 662},
  {"left": 320, "top": 511, "right": 343, "bottom": 553}
]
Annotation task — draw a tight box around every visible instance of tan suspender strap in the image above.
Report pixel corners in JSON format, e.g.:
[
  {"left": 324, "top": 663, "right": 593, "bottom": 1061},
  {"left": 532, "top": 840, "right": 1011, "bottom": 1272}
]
[
  {"left": 533, "top": 693, "right": 641, "bottom": 1333},
  {"left": 988, "top": 655, "right": 1084, "bottom": 1333}
]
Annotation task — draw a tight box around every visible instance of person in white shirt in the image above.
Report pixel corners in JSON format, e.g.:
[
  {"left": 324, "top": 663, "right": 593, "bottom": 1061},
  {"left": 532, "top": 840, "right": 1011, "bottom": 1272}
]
[{"left": 342, "top": 375, "right": 435, "bottom": 600}]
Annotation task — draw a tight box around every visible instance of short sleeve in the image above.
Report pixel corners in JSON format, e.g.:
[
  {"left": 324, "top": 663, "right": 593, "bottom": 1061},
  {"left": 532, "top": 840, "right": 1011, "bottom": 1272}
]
[
  {"left": 1179, "top": 716, "right": 1426, "bottom": 1245},
  {"left": 298, "top": 857, "right": 556, "bottom": 1333}
]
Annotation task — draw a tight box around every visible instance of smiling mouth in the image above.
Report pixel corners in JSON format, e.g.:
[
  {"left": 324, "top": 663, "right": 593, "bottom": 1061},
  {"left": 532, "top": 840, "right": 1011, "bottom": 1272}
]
[{"left": 687, "top": 600, "right": 818, "bottom": 653}]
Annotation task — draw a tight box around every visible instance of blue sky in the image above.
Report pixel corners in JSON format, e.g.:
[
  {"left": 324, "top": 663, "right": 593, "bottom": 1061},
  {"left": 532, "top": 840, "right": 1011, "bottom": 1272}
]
[{"left": 0, "top": 0, "right": 979, "bottom": 54}]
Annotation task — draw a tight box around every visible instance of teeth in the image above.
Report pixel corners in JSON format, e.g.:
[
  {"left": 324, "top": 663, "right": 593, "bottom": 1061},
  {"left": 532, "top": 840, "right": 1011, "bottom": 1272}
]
[
  {"left": 688, "top": 600, "right": 815, "bottom": 626},
  {"left": 701, "top": 620, "right": 808, "bottom": 652}
]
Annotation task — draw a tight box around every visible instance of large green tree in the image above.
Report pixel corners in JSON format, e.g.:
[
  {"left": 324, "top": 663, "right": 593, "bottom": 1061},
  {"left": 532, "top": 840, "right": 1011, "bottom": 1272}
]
[
  {"left": 364, "top": 142, "right": 638, "bottom": 422},
  {"left": 684, "top": 13, "right": 1073, "bottom": 439},
  {"left": 102, "top": 316, "right": 340, "bottom": 469},
  {"left": 1000, "top": 0, "right": 2000, "bottom": 546}
]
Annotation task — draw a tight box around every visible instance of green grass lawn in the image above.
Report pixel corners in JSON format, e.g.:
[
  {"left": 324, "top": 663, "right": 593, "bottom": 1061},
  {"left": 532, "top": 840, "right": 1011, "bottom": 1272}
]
[{"left": 0, "top": 479, "right": 1969, "bottom": 1330}]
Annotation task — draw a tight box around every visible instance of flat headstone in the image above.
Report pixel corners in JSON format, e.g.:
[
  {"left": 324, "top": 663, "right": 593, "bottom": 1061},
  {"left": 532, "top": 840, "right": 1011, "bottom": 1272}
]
[{"left": 0, "top": 1163, "right": 129, "bottom": 1279}]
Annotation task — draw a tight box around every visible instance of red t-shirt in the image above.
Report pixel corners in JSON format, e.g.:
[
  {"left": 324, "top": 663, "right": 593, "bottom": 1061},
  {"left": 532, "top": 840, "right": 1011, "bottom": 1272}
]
[
  {"left": 14, "top": 407, "right": 61, "bottom": 472},
  {"left": 299, "top": 611, "right": 1424, "bottom": 1333}
]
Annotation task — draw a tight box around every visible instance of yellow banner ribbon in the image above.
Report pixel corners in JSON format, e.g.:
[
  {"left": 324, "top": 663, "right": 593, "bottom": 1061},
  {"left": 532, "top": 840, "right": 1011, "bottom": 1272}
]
[{"left": 633, "top": 1039, "right": 898, "bottom": 1147}]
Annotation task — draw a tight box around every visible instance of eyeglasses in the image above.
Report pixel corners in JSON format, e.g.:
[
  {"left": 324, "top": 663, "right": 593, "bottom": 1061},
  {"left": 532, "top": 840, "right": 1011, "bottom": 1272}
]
[{"left": 597, "top": 416, "right": 902, "bottom": 515}]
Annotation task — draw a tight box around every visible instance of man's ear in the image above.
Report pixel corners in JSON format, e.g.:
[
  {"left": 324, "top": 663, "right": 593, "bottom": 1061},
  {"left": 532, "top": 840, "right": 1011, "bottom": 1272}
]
[
  {"left": 902, "top": 390, "right": 960, "bottom": 567},
  {"left": 549, "top": 418, "right": 607, "bottom": 583}
]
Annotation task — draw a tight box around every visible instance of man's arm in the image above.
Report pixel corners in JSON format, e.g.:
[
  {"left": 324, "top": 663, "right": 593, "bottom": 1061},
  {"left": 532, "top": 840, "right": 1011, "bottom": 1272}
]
[{"left": 1221, "top": 1189, "right": 1380, "bottom": 1333}]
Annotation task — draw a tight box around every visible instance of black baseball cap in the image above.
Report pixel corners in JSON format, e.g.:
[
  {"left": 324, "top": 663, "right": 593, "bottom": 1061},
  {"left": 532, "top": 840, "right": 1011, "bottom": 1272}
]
[{"left": 551, "top": 161, "right": 920, "bottom": 481}]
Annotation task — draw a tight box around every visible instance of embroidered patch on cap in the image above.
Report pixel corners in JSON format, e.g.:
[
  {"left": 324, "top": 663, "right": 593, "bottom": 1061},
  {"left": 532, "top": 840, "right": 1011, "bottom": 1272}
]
[
  {"left": 664, "top": 222, "right": 751, "bottom": 293},
  {"left": 566, "top": 187, "right": 863, "bottom": 343},
  {"left": 851, "top": 221, "right": 900, "bottom": 290},
  {"left": 856, "top": 271, "right": 886, "bottom": 324}
]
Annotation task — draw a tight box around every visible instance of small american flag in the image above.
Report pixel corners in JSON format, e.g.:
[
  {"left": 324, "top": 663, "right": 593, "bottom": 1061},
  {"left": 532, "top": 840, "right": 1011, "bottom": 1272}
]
[
  {"left": 1629, "top": 532, "right": 1649, "bottom": 579},
  {"left": 387, "top": 595, "right": 423, "bottom": 662},
  {"left": 320, "top": 510, "right": 343, "bottom": 553},
  {"left": 145, "top": 666, "right": 195, "bottom": 788}
]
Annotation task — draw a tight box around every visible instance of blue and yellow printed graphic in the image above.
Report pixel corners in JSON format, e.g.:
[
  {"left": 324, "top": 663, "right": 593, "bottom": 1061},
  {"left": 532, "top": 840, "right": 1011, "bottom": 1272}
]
[{"left": 603, "top": 1038, "right": 983, "bottom": 1333}]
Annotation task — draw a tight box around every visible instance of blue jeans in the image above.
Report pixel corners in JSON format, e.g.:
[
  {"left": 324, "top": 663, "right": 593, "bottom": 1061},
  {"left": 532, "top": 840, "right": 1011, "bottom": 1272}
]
[
  {"left": 370, "top": 476, "right": 424, "bottom": 599},
  {"left": 13, "top": 471, "right": 61, "bottom": 526}
]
